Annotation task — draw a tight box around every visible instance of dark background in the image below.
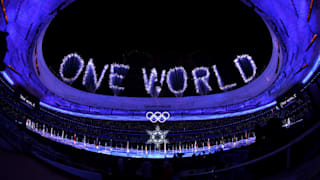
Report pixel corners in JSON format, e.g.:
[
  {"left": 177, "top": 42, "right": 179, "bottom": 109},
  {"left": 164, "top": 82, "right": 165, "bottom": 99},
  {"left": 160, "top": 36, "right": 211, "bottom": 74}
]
[{"left": 42, "top": 0, "right": 273, "bottom": 97}]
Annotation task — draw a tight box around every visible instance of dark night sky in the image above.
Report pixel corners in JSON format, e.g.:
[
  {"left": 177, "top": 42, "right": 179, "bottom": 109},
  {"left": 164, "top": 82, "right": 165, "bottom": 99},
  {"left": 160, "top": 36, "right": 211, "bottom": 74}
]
[{"left": 42, "top": 0, "right": 272, "bottom": 97}]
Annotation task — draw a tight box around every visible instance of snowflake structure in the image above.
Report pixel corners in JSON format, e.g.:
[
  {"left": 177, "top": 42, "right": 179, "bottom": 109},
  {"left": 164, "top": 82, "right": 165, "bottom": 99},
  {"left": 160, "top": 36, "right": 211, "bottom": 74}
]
[{"left": 146, "top": 126, "right": 169, "bottom": 148}]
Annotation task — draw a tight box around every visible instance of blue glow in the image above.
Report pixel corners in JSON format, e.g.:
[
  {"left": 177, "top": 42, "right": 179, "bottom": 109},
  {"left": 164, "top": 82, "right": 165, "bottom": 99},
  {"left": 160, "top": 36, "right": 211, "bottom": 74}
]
[
  {"left": 3, "top": 0, "right": 318, "bottom": 115},
  {"left": 1, "top": 71, "right": 15, "bottom": 85},
  {"left": 233, "top": 54, "right": 257, "bottom": 83},
  {"left": 26, "top": 124, "right": 256, "bottom": 159},
  {"left": 170, "top": 100, "right": 277, "bottom": 120},
  {"left": 212, "top": 65, "right": 237, "bottom": 91},
  {"left": 142, "top": 68, "right": 166, "bottom": 97},
  {"left": 109, "top": 63, "right": 130, "bottom": 95},
  {"left": 166, "top": 66, "right": 188, "bottom": 97},
  {"left": 192, "top": 67, "right": 212, "bottom": 95},
  {"left": 39, "top": 102, "right": 146, "bottom": 121},
  {"left": 302, "top": 54, "right": 320, "bottom": 84},
  {"left": 59, "top": 53, "right": 85, "bottom": 84},
  {"left": 40, "top": 100, "right": 276, "bottom": 121}
]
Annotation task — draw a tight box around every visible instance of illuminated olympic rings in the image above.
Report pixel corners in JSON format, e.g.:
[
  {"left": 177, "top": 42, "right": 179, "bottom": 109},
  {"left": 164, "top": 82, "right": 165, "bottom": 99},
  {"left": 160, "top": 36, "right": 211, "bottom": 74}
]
[{"left": 146, "top": 111, "right": 170, "bottom": 123}]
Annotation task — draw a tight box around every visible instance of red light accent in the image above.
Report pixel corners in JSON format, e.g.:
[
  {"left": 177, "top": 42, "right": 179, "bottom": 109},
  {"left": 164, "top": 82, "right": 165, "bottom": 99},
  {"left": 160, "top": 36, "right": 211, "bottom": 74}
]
[
  {"left": 35, "top": 58, "right": 40, "bottom": 75},
  {"left": 295, "top": 63, "right": 308, "bottom": 74},
  {"left": 306, "top": 34, "right": 318, "bottom": 52},
  {"left": 275, "top": 56, "right": 280, "bottom": 74},
  {"left": 301, "top": 64, "right": 308, "bottom": 69},
  {"left": 7, "top": 64, "right": 20, "bottom": 75},
  {"left": 1, "top": 0, "right": 8, "bottom": 24},
  {"left": 307, "top": 0, "right": 314, "bottom": 22}
]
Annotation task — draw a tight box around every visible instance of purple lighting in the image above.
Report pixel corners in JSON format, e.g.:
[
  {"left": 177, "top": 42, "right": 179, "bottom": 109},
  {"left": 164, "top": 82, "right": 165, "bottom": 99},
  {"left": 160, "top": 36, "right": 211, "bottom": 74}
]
[
  {"left": 192, "top": 67, "right": 212, "bottom": 95},
  {"left": 1, "top": 0, "right": 320, "bottom": 161},
  {"left": 59, "top": 53, "right": 84, "bottom": 84},
  {"left": 302, "top": 54, "right": 320, "bottom": 84},
  {"left": 26, "top": 120, "right": 256, "bottom": 159},
  {"left": 234, "top": 54, "right": 257, "bottom": 83},
  {"left": 166, "top": 66, "right": 188, "bottom": 97},
  {"left": 212, "top": 65, "right": 237, "bottom": 91},
  {"left": 1, "top": 71, "right": 14, "bottom": 85},
  {"left": 82, "top": 59, "right": 109, "bottom": 92},
  {"left": 109, "top": 63, "right": 130, "bottom": 96},
  {"left": 142, "top": 68, "right": 166, "bottom": 97},
  {"left": 39, "top": 100, "right": 277, "bottom": 121}
]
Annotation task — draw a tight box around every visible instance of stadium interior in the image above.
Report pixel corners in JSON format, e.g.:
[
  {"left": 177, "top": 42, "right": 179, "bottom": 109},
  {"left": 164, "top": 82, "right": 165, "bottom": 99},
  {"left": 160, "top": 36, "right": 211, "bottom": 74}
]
[{"left": 0, "top": 0, "right": 320, "bottom": 179}]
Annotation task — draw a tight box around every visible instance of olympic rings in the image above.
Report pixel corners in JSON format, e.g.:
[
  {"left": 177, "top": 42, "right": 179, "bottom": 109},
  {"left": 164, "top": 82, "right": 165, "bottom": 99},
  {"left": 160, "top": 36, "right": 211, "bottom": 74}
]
[{"left": 146, "top": 111, "right": 170, "bottom": 123}]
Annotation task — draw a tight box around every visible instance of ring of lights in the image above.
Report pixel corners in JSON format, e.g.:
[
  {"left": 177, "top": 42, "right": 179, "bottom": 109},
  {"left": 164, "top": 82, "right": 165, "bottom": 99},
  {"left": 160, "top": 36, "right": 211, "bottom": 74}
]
[{"left": 0, "top": 0, "right": 319, "bottom": 120}]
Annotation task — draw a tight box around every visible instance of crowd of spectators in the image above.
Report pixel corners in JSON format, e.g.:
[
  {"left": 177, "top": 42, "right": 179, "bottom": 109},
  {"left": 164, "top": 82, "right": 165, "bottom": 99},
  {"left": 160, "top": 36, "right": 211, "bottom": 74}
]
[
  {"left": 0, "top": 72, "right": 314, "bottom": 153},
  {"left": 0, "top": 70, "right": 319, "bottom": 178}
]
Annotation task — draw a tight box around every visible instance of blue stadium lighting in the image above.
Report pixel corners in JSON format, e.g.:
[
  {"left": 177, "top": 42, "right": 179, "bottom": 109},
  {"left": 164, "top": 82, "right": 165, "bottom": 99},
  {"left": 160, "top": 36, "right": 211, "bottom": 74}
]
[
  {"left": 1, "top": 71, "right": 14, "bottom": 85},
  {"left": 170, "top": 100, "right": 277, "bottom": 121},
  {"left": 26, "top": 121, "right": 256, "bottom": 159},
  {"left": 40, "top": 100, "right": 277, "bottom": 121},
  {"left": 39, "top": 102, "right": 146, "bottom": 121},
  {"left": 302, "top": 54, "right": 320, "bottom": 84},
  {"left": 0, "top": 0, "right": 319, "bottom": 170}
]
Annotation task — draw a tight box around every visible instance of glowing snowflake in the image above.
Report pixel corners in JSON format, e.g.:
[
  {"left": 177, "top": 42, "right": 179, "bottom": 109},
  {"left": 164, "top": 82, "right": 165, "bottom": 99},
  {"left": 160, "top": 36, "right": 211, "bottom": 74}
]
[{"left": 146, "top": 126, "right": 169, "bottom": 148}]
